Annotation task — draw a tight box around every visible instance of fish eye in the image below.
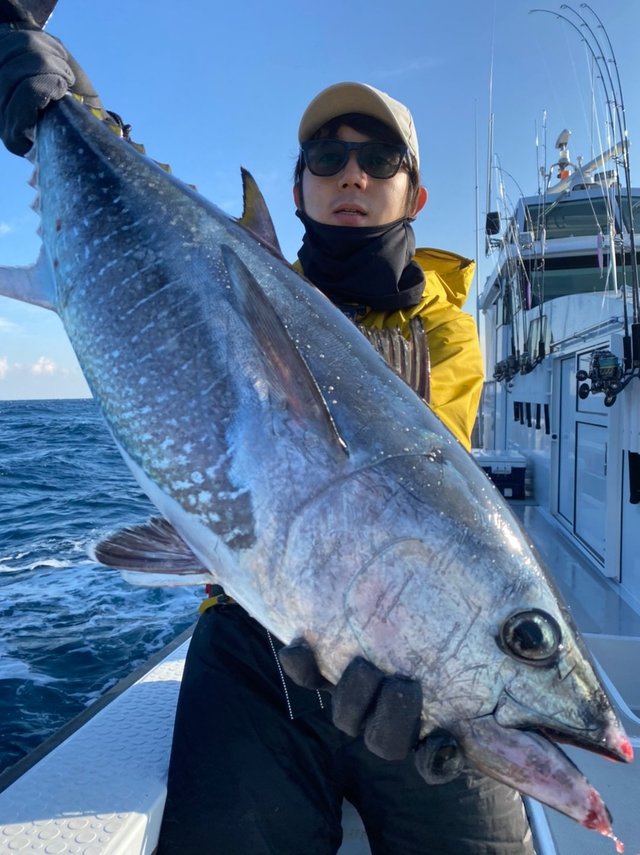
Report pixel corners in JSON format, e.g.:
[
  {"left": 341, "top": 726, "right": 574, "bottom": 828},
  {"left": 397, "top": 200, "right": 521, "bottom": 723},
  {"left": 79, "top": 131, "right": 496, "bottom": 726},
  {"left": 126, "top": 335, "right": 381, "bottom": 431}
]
[{"left": 499, "top": 609, "right": 562, "bottom": 665}]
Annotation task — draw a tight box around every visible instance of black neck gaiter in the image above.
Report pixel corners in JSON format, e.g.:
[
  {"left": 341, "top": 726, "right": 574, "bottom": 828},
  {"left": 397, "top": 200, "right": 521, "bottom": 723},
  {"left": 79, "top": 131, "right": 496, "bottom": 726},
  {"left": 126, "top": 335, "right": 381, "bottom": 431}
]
[{"left": 296, "top": 211, "right": 425, "bottom": 311}]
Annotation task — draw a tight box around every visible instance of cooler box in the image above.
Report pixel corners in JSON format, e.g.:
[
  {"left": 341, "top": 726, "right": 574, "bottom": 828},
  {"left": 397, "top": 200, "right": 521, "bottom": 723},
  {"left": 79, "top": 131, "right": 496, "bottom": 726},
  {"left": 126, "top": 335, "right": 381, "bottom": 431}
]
[{"left": 472, "top": 450, "right": 527, "bottom": 499}]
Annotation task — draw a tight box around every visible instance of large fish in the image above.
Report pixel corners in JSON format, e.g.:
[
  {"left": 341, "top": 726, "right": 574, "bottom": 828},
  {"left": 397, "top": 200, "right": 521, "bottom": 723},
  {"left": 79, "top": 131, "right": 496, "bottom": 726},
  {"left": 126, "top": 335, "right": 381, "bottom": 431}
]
[{"left": 0, "top": 4, "right": 633, "bottom": 843}]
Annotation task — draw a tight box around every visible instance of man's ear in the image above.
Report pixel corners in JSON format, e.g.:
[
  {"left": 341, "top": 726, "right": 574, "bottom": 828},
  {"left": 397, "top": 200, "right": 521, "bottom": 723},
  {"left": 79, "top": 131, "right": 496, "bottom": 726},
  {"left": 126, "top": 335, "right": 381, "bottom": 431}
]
[
  {"left": 293, "top": 183, "right": 302, "bottom": 210},
  {"left": 411, "top": 186, "right": 428, "bottom": 217}
]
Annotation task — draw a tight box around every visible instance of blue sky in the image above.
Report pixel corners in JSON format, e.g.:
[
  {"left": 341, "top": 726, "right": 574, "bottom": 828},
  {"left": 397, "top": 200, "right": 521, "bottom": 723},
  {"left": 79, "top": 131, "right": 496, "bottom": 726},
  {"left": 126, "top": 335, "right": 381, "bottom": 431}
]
[{"left": 0, "top": 0, "right": 637, "bottom": 398}]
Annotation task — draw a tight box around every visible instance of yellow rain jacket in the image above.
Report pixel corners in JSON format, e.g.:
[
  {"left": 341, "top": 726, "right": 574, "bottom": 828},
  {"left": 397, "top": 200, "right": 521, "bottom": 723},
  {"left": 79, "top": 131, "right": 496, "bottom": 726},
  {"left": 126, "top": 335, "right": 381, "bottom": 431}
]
[{"left": 297, "top": 248, "right": 483, "bottom": 450}]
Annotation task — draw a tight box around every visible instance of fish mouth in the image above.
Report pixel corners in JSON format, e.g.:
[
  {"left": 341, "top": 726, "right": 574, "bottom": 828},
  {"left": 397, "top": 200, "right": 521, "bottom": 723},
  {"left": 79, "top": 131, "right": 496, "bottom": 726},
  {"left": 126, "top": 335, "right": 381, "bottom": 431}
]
[
  {"left": 495, "top": 687, "right": 634, "bottom": 764},
  {"left": 448, "top": 675, "right": 633, "bottom": 838},
  {"left": 539, "top": 723, "right": 634, "bottom": 763},
  {"left": 451, "top": 714, "right": 618, "bottom": 835}
]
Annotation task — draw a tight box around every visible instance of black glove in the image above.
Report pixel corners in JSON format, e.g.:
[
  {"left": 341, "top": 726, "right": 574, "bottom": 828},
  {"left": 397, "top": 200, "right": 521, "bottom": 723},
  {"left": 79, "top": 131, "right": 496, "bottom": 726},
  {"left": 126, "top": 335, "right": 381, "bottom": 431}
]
[
  {"left": 0, "top": 23, "right": 104, "bottom": 155},
  {"left": 279, "top": 639, "right": 465, "bottom": 783}
]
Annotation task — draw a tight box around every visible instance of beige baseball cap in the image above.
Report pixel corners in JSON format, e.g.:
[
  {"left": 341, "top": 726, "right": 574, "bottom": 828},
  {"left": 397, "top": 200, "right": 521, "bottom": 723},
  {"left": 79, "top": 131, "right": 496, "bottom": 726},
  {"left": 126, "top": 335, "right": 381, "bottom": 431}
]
[{"left": 298, "top": 82, "right": 419, "bottom": 167}]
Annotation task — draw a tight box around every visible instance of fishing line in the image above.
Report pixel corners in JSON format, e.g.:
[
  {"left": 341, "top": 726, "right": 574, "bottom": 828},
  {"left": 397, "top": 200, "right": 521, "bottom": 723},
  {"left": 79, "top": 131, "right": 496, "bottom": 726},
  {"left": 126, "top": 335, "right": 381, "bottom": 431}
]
[
  {"left": 484, "top": 0, "right": 496, "bottom": 258},
  {"left": 582, "top": 2, "right": 640, "bottom": 342},
  {"left": 563, "top": 4, "right": 639, "bottom": 332},
  {"left": 531, "top": 4, "right": 639, "bottom": 400}
]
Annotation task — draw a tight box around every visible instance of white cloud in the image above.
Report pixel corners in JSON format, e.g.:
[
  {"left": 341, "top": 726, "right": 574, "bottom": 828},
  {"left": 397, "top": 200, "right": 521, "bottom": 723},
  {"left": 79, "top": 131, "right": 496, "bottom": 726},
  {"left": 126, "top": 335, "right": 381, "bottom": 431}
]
[
  {"left": 0, "top": 222, "right": 11, "bottom": 238},
  {"left": 0, "top": 317, "right": 17, "bottom": 332},
  {"left": 378, "top": 57, "right": 442, "bottom": 79},
  {"left": 0, "top": 357, "right": 8, "bottom": 379},
  {"left": 31, "top": 356, "right": 57, "bottom": 375}
]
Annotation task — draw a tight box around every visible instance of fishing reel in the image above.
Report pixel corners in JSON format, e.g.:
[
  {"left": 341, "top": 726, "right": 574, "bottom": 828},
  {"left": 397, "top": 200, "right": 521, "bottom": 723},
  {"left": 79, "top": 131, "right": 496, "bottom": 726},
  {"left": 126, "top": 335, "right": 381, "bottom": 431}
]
[
  {"left": 576, "top": 350, "right": 623, "bottom": 407},
  {"left": 493, "top": 354, "right": 519, "bottom": 383},
  {"left": 494, "top": 350, "right": 545, "bottom": 383}
]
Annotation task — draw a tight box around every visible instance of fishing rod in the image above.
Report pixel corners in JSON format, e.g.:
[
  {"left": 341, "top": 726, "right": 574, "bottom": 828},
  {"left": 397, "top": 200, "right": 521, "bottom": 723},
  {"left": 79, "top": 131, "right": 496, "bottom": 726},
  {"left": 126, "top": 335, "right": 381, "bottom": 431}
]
[
  {"left": 562, "top": 4, "right": 640, "bottom": 356},
  {"left": 506, "top": 146, "right": 554, "bottom": 374},
  {"left": 573, "top": 4, "right": 640, "bottom": 366},
  {"left": 530, "top": 4, "right": 640, "bottom": 404},
  {"left": 488, "top": 157, "right": 550, "bottom": 383},
  {"left": 485, "top": 113, "right": 496, "bottom": 257}
]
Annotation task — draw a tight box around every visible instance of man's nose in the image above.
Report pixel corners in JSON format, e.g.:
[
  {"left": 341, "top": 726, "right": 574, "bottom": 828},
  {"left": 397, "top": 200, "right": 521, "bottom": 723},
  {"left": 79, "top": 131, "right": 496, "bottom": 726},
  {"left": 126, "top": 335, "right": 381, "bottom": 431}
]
[{"left": 339, "top": 151, "right": 368, "bottom": 187}]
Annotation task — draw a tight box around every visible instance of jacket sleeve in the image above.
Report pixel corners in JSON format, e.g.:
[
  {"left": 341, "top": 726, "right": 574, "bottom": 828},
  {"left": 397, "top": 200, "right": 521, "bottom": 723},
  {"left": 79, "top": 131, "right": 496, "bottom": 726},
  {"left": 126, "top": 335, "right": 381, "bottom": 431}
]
[
  {"left": 418, "top": 290, "right": 483, "bottom": 450},
  {"left": 359, "top": 259, "right": 484, "bottom": 450}
]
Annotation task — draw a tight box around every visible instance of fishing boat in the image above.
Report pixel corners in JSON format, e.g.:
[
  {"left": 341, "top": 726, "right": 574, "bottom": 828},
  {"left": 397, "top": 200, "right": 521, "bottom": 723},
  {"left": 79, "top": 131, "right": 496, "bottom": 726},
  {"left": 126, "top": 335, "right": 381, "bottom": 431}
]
[{"left": 475, "top": 7, "right": 640, "bottom": 852}]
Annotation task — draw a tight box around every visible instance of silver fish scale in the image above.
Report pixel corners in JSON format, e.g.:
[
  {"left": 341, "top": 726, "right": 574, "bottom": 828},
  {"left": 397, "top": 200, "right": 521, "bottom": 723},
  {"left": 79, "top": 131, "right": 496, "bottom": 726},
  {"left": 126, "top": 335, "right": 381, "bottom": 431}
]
[{"left": 38, "top": 108, "right": 260, "bottom": 548}]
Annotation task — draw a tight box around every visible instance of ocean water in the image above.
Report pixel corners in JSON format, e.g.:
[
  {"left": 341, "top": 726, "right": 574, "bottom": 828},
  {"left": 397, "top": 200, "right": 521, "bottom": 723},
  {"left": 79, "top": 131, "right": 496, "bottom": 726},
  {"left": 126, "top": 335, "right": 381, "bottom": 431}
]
[{"left": 0, "top": 398, "right": 202, "bottom": 776}]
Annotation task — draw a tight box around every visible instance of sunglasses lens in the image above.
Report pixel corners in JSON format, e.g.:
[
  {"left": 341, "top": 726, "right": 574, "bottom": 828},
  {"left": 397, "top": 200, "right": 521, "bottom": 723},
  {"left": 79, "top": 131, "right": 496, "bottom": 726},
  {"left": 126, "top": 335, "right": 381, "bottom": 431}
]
[
  {"left": 303, "top": 140, "right": 349, "bottom": 176},
  {"left": 359, "top": 142, "right": 405, "bottom": 178},
  {"left": 301, "top": 140, "right": 407, "bottom": 179}
]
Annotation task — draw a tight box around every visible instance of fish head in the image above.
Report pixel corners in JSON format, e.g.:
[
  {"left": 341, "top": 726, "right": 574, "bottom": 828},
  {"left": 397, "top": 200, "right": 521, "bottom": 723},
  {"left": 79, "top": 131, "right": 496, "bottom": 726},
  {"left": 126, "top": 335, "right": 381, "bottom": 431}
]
[
  {"left": 424, "top": 445, "right": 633, "bottom": 765},
  {"left": 284, "top": 442, "right": 632, "bottom": 773},
  {"left": 487, "top": 596, "right": 632, "bottom": 764}
]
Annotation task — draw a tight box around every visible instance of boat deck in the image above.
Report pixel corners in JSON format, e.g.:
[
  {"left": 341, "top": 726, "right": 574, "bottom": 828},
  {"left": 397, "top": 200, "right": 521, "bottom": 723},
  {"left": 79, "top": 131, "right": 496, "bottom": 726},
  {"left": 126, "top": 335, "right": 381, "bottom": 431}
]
[{"left": 0, "top": 504, "right": 638, "bottom": 854}]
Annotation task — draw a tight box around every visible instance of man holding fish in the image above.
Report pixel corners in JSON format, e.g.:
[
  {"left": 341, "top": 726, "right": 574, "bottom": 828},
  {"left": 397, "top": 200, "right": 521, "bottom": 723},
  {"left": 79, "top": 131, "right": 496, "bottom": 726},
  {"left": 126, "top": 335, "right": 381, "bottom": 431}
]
[{"left": 0, "top": 11, "right": 631, "bottom": 855}]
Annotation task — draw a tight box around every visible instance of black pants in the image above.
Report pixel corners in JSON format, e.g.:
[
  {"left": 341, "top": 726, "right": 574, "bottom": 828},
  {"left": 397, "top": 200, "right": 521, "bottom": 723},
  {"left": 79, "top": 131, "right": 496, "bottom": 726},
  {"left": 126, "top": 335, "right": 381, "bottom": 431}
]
[{"left": 158, "top": 605, "right": 535, "bottom": 855}]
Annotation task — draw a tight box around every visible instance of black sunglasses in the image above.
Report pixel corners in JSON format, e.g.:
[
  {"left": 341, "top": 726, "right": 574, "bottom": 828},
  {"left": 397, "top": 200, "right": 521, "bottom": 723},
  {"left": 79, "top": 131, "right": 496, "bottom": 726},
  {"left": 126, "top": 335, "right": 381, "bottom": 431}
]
[{"left": 300, "top": 139, "right": 408, "bottom": 180}]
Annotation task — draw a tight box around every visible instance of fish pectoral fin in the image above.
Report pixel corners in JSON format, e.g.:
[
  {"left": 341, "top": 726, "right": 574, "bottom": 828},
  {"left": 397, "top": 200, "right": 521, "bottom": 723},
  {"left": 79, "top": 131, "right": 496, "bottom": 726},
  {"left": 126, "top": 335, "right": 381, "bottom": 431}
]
[
  {"left": 0, "top": 248, "right": 56, "bottom": 310},
  {"left": 237, "top": 168, "right": 283, "bottom": 256},
  {"left": 90, "top": 515, "right": 210, "bottom": 575},
  {"left": 221, "top": 243, "right": 348, "bottom": 455}
]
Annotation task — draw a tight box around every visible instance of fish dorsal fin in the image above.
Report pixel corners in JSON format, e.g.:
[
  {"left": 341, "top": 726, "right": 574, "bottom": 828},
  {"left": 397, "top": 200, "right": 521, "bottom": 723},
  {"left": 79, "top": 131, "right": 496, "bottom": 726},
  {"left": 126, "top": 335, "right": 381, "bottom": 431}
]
[
  {"left": 91, "top": 516, "right": 210, "bottom": 575},
  {"left": 221, "top": 243, "right": 348, "bottom": 455},
  {"left": 237, "top": 167, "right": 283, "bottom": 256}
]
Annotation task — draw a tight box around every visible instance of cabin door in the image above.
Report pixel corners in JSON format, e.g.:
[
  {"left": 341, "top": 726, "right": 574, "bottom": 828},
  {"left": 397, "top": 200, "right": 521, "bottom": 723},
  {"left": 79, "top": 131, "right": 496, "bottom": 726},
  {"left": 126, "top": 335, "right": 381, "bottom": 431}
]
[{"left": 556, "top": 350, "right": 608, "bottom": 564}]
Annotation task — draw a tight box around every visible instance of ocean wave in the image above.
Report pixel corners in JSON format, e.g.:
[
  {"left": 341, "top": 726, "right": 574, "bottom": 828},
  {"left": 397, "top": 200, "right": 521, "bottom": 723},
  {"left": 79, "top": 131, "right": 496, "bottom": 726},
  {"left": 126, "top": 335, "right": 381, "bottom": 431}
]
[
  {"left": 0, "top": 399, "right": 201, "bottom": 775},
  {"left": 0, "top": 557, "right": 74, "bottom": 574}
]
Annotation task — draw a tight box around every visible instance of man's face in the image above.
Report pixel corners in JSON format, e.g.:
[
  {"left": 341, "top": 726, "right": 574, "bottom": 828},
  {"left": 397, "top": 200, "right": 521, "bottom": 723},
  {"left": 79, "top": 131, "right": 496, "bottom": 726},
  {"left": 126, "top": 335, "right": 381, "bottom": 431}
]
[{"left": 296, "top": 125, "right": 423, "bottom": 227}]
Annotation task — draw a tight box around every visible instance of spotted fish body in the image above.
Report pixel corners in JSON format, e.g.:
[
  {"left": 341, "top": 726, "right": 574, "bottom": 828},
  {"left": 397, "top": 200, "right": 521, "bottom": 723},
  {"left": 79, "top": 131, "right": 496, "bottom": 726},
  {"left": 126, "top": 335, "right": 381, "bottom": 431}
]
[{"left": 0, "top": 94, "right": 632, "bottom": 839}]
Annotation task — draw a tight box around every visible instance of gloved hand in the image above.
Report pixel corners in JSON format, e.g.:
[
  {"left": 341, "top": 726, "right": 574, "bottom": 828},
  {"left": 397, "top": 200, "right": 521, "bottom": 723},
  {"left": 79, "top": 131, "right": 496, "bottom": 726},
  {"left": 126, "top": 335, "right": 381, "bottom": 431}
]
[
  {"left": 279, "top": 638, "right": 465, "bottom": 783},
  {"left": 0, "top": 23, "right": 104, "bottom": 155}
]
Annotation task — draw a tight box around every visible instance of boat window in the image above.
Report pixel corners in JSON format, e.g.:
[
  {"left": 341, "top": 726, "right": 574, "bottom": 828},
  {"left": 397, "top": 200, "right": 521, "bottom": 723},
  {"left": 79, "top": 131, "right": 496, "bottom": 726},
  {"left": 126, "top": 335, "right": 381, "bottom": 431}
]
[
  {"left": 525, "top": 197, "right": 610, "bottom": 239},
  {"left": 527, "top": 259, "right": 625, "bottom": 305},
  {"left": 619, "top": 195, "right": 640, "bottom": 233},
  {"left": 497, "top": 273, "right": 514, "bottom": 324}
]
